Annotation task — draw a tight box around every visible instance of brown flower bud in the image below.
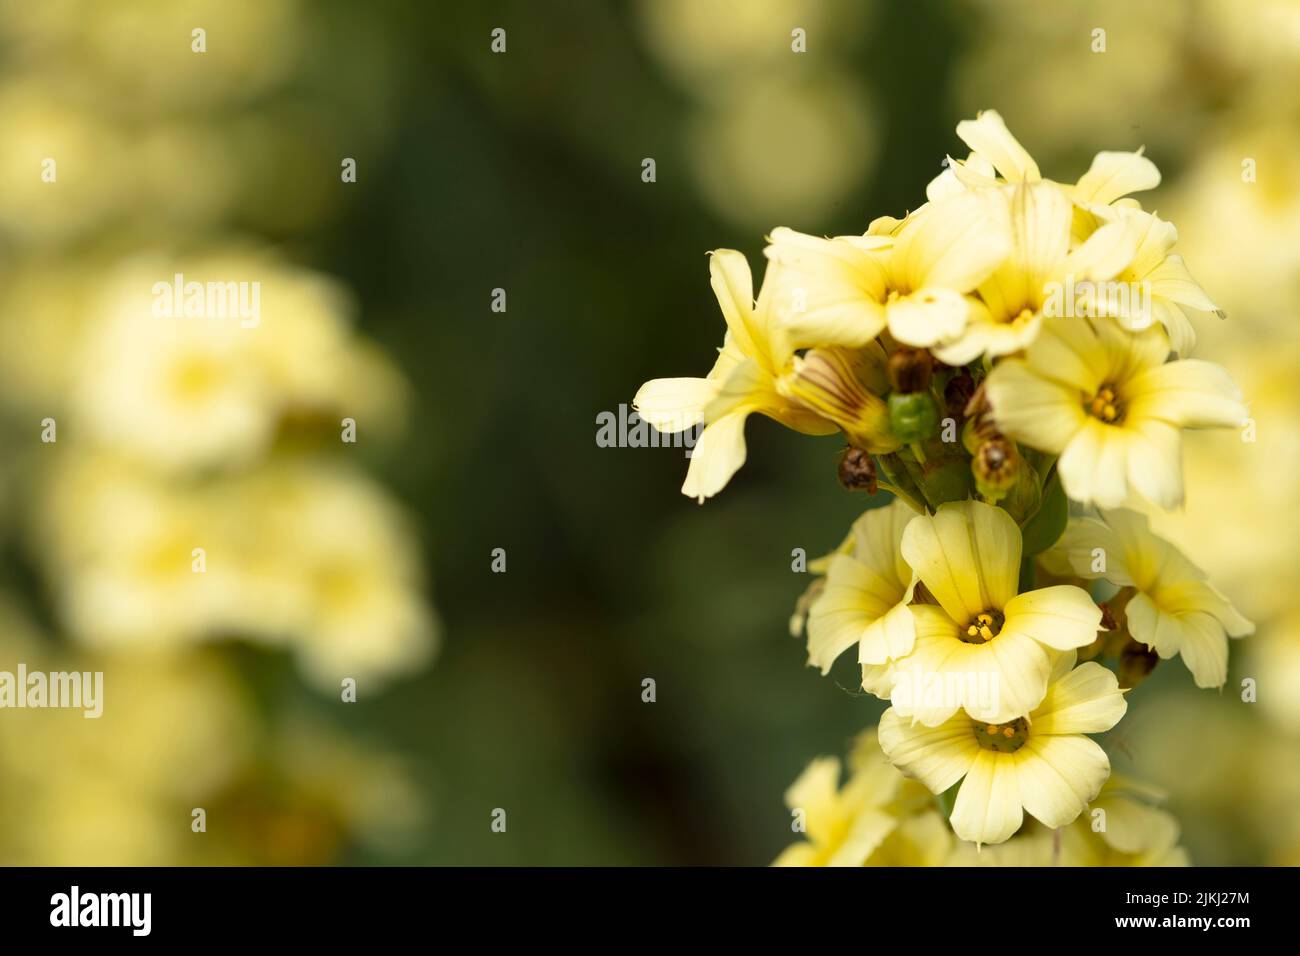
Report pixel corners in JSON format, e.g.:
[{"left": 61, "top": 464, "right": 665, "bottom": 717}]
[
  {"left": 887, "top": 347, "right": 934, "bottom": 394},
  {"left": 838, "top": 447, "right": 877, "bottom": 493},
  {"left": 972, "top": 438, "right": 1020, "bottom": 500},
  {"left": 944, "top": 371, "right": 976, "bottom": 422},
  {"left": 1119, "top": 638, "right": 1160, "bottom": 689}
]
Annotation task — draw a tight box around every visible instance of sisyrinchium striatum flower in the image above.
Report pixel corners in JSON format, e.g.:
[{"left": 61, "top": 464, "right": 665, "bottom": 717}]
[{"left": 636, "top": 110, "right": 1250, "bottom": 860}]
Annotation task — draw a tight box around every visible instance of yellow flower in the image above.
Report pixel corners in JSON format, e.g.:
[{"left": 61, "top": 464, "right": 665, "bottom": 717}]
[
  {"left": 765, "top": 188, "right": 1010, "bottom": 351},
  {"left": 1049, "top": 509, "right": 1253, "bottom": 687},
  {"left": 930, "top": 109, "right": 1158, "bottom": 207},
  {"left": 985, "top": 316, "right": 1247, "bottom": 509},
  {"left": 633, "top": 250, "right": 836, "bottom": 502},
  {"left": 772, "top": 755, "right": 897, "bottom": 867},
  {"left": 928, "top": 109, "right": 1043, "bottom": 193},
  {"left": 879, "top": 653, "right": 1127, "bottom": 846},
  {"left": 932, "top": 181, "right": 1142, "bottom": 365},
  {"left": 943, "top": 780, "right": 1190, "bottom": 866},
  {"left": 1081, "top": 205, "right": 1220, "bottom": 357},
  {"left": 887, "top": 500, "right": 1102, "bottom": 725},
  {"left": 805, "top": 499, "right": 918, "bottom": 675},
  {"left": 775, "top": 729, "right": 947, "bottom": 867},
  {"left": 1060, "top": 777, "right": 1191, "bottom": 867}
]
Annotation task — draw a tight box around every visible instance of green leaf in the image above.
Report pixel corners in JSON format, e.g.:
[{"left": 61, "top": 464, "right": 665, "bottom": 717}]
[{"left": 1020, "top": 471, "right": 1067, "bottom": 555}]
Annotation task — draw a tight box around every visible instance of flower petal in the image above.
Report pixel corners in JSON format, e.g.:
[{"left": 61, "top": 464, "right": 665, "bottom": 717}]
[
  {"left": 1125, "top": 359, "right": 1247, "bottom": 430},
  {"left": 709, "top": 250, "right": 761, "bottom": 361},
  {"left": 955, "top": 110, "right": 1041, "bottom": 183},
  {"left": 877, "top": 708, "right": 979, "bottom": 794},
  {"left": 900, "top": 500, "right": 1020, "bottom": 623},
  {"left": 950, "top": 751, "right": 1024, "bottom": 845},
  {"left": 632, "top": 377, "right": 716, "bottom": 432},
  {"left": 891, "top": 190, "right": 1011, "bottom": 293},
  {"left": 1030, "top": 660, "right": 1127, "bottom": 734},
  {"left": 764, "top": 228, "right": 890, "bottom": 350},
  {"left": 1072, "top": 150, "right": 1161, "bottom": 206},
  {"left": 1015, "top": 734, "right": 1111, "bottom": 829},
  {"left": 985, "top": 359, "right": 1087, "bottom": 453},
  {"left": 1002, "top": 585, "right": 1102, "bottom": 651},
  {"left": 680, "top": 409, "right": 749, "bottom": 502},
  {"left": 886, "top": 287, "right": 972, "bottom": 347}
]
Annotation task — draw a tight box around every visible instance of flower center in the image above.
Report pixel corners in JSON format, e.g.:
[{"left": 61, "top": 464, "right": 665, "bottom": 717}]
[
  {"left": 1086, "top": 385, "right": 1123, "bottom": 424},
  {"left": 960, "top": 609, "right": 1004, "bottom": 644},
  {"left": 1000, "top": 306, "right": 1035, "bottom": 327},
  {"left": 974, "top": 717, "right": 1030, "bottom": 753}
]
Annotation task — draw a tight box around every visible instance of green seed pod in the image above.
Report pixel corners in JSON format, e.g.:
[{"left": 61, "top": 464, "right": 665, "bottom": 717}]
[{"left": 887, "top": 391, "right": 939, "bottom": 444}]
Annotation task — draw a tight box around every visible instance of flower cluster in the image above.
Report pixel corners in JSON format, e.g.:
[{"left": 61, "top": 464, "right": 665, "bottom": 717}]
[{"left": 636, "top": 111, "right": 1250, "bottom": 857}]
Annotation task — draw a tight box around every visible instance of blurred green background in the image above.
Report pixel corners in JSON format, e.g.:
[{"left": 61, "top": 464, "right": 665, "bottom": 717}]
[{"left": 0, "top": 0, "right": 1297, "bottom": 866}]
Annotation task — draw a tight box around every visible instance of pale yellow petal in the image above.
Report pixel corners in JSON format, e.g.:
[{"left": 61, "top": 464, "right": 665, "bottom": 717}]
[
  {"left": 984, "top": 359, "right": 1087, "bottom": 453},
  {"left": 1122, "top": 418, "right": 1184, "bottom": 509},
  {"left": 783, "top": 756, "right": 843, "bottom": 845},
  {"left": 1125, "top": 359, "right": 1247, "bottom": 430},
  {"left": 764, "top": 228, "right": 890, "bottom": 352},
  {"left": 955, "top": 110, "right": 1041, "bottom": 183},
  {"left": 1062, "top": 217, "right": 1143, "bottom": 284},
  {"left": 772, "top": 842, "right": 822, "bottom": 867},
  {"left": 978, "top": 628, "right": 1056, "bottom": 722},
  {"left": 886, "top": 287, "right": 972, "bottom": 347},
  {"left": 889, "top": 609, "right": 1051, "bottom": 725},
  {"left": 950, "top": 751, "right": 1024, "bottom": 845},
  {"left": 859, "top": 601, "right": 917, "bottom": 666},
  {"left": 968, "top": 499, "right": 1022, "bottom": 610},
  {"left": 680, "top": 409, "right": 749, "bottom": 502},
  {"left": 826, "top": 808, "right": 898, "bottom": 867},
  {"left": 1048, "top": 517, "right": 1131, "bottom": 584},
  {"left": 1057, "top": 418, "right": 1132, "bottom": 508},
  {"left": 1030, "top": 661, "right": 1127, "bottom": 734},
  {"left": 877, "top": 708, "right": 979, "bottom": 794},
  {"left": 1006, "top": 181, "right": 1072, "bottom": 299},
  {"left": 632, "top": 377, "right": 715, "bottom": 431},
  {"left": 708, "top": 250, "right": 760, "bottom": 360},
  {"left": 1145, "top": 254, "right": 1218, "bottom": 313},
  {"left": 807, "top": 554, "right": 908, "bottom": 672},
  {"left": 1014, "top": 734, "right": 1111, "bottom": 829},
  {"left": 1126, "top": 596, "right": 1229, "bottom": 688},
  {"left": 1001, "top": 585, "right": 1102, "bottom": 652},
  {"left": 891, "top": 190, "right": 1011, "bottom": 293},
  {"left": 1072, "top": 150, "right": 1161, "bottom": 206}
]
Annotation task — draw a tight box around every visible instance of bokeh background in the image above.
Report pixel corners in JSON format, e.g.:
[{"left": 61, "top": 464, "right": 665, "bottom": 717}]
[{"left": 0, "top": 0, "right": 1296, "bottom": 865}]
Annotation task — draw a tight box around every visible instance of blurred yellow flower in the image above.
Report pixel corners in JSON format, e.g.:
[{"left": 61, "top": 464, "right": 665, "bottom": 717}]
[{"left": 36, "top": 454, "right": 436, "bottom": 690}]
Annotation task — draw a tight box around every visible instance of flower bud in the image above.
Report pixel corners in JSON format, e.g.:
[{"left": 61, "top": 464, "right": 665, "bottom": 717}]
[
  {"left": 779, "top": 349, "right": 901, "bottom": 453},
  {"left": 887, "top": 347, "right": 933, "bottom": 393},
  {"left": 888, "top": 391, "right": 939, "bottom": 444},
  {"left": 838, "top": 447, "right": 877, "bottom": 493},
  {"left": 1119, "top": 638, "right": 1160, "bottom": 689},
  {"left": 944, "top": 370, "right": 976, "bottom": 422},
  {"left": 972, "top": 438, "right": 1020, "bottom": 501}
]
